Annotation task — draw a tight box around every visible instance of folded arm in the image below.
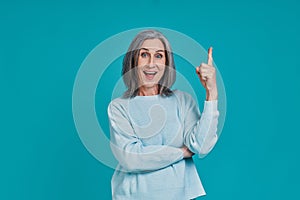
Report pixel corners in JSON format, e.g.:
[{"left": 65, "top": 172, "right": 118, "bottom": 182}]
[{"left": 108, "top": 102, "right": 184, "bottom": 173}]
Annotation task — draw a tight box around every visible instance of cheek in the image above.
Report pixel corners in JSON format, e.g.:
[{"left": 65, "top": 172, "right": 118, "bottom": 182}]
[
  {"left": 155, "top": 57, "right": 165, "bottom": 66},
  {"left": 137, "top": 66, "right": 143, "bottom": 74},
  {"left": 158, "top": 67, "right": 166, "bottom": 77},
  {"left": 137, "top": 57, "right": 144, "bottom": 66},
  {"left": 158, "top": 60, "right": 166, "bottom": 70}
]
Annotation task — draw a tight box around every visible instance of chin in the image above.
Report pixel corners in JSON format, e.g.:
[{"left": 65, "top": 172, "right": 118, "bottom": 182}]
[{"left": 141, "top": 82, "right": 158, "bottom": 88}]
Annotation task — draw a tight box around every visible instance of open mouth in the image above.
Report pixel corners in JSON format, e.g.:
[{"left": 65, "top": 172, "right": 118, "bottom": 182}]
[{"left": 143, "top": 71, "right": 158, "bottom": 80}]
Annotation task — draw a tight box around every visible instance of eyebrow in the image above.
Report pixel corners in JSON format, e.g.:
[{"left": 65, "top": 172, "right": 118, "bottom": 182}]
[{"left": 140, "top": 48, "right": 165, "bottom": 53}]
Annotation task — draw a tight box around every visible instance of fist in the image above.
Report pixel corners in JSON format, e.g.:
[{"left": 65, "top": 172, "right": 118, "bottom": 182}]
[
  {"left": 181, "top": 145, "right": 194, "bottom": 158},
  {"left": 196, "top": 47, "right": 218, "bottom": 100}
]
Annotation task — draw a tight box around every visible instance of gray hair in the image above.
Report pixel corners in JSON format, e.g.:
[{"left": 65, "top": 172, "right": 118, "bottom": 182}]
[{"left": 122, "top": 29, "right": 176, "bottom": 98}]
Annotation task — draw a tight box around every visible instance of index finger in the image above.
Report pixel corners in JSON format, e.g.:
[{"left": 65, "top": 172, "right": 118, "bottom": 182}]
[{"left": 207, "top": 47, "right": 213, "bottom": 66}]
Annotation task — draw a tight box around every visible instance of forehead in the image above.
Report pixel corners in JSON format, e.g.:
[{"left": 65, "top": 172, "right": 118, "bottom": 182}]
[{"left": 140, "top": 39, "right": 165, "bottom": 51}]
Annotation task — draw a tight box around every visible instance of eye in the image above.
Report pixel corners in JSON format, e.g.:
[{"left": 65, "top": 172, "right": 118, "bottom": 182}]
[
  {"left": 140, "top": 52, "right": 148, "bottom": 58},
  {"left": 155, "top": 53, "right": 163, "bottom": 59}
]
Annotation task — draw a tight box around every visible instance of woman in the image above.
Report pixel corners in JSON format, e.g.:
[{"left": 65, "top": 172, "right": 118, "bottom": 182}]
[{"left": 108, "top": 29, "right": 219, "bottom": 200}]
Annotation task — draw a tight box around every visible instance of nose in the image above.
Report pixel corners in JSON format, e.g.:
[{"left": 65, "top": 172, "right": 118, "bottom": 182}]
[{"left": 148, "top": 54, "right": 155, "bottom": 68}]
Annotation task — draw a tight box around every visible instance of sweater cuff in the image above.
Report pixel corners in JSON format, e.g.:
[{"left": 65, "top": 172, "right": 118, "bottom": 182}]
[
  {"left": 174, "top": 147, "right": 184, "bottom": 160},
  {"left": 203, "top": 100, "right": 218, "bottom": 114}
]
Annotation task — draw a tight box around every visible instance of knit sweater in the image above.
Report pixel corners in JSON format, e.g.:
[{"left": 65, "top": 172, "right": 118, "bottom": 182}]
[{"left": 108, "top": 90, "right": 219, "bottom": 200}]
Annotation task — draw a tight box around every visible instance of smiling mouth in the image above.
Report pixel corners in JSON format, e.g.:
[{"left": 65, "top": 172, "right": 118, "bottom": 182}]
[{"left": 143, "top": 71, "right": 158, "bottom": 80}]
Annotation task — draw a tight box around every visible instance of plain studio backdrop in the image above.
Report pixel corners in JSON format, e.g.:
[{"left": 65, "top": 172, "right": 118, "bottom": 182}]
[{"left": 0, "top": 0, "right": 299, "bottom": 199}]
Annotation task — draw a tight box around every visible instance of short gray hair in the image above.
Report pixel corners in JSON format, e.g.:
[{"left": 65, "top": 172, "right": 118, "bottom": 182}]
[{"left": 122, "top": 29, "right": 176, "bottom": 98}]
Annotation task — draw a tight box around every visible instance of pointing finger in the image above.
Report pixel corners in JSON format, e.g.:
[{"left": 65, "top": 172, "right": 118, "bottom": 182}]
[{"left": 207, "top": 47, "right": 213, "bottom": 66}]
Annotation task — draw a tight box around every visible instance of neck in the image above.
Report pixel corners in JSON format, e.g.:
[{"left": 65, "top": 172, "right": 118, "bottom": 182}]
[{"left": 138, "top": 85, "right": 159, "bottom": 96}]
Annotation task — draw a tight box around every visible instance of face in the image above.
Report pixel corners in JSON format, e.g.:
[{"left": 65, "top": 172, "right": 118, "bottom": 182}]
[{"left": 137, "top": 39, "right": 166, "bottom": 89}]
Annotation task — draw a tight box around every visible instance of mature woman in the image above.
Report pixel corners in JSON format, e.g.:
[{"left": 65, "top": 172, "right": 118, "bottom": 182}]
[{"left": 108, "top": 29, "right": 219, "bottom": 200}]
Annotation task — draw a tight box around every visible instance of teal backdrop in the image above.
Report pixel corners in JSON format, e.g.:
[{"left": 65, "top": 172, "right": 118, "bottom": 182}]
[{"left": 1, "top": 0, "right": 299, "bottom": 199}]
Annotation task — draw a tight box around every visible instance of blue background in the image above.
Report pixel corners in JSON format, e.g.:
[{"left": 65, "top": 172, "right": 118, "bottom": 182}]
[{"left": 1, "top": 0, "right": 299, "bottom": 199}]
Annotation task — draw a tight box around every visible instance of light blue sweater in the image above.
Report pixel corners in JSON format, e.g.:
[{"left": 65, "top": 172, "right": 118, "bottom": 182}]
[{"left": 108, "top": 90, "right": 219, "bottom": 200}]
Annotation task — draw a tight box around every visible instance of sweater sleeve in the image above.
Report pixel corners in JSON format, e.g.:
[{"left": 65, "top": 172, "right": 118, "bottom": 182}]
[
  {"left": 108, "top": 101, "right": 184, "bottom": 173},
  {"left": 181, "top": 93, "right": 219, "bottom": 156}
]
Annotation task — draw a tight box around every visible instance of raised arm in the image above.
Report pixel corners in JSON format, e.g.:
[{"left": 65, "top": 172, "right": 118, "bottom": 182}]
[
  {"left": 184, "top": 47, "right": 220, "bottom": 156},
  {"left": 183, "top": 97, "right": 219, "bottom": 156}
]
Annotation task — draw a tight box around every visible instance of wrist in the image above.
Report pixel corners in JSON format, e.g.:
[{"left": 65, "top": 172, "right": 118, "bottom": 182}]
[{"left": 206, "top": 88, "right": 218, "bottom": 101}]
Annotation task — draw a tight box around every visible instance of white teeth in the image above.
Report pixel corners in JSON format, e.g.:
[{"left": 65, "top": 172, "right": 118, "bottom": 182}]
[{"left": 144, "top": 71, "right": 157, "bottom": 75}]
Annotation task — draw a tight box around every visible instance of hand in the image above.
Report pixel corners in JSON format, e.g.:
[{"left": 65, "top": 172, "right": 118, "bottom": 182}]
[
  {"left": 196, "top": 47, "right": 218, "bottom": 101},
  {"left": 180, "top": 145, "right": 194, "bottom": 158}
]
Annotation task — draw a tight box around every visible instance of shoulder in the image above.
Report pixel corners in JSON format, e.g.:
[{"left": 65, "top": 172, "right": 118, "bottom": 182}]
[
  {"left": 173, "top": 89, "right": 195, "bottom": 103},
  {"left": 109, "top": 96, "right": 128, "bottom": 106},
  {"left": 108, "top": 96, "right": 131, "bottom": 113},
  {"left": 172, "top": 90, "right": 199, "bottom": 113}
]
